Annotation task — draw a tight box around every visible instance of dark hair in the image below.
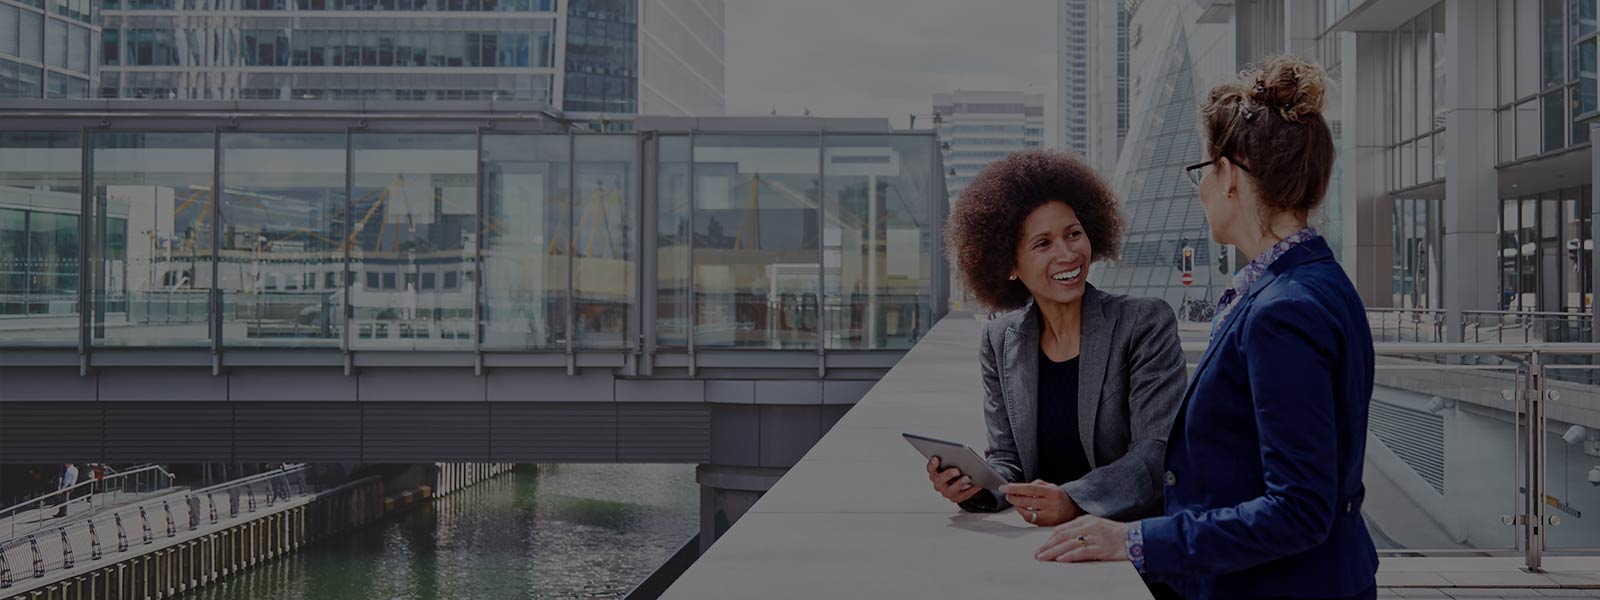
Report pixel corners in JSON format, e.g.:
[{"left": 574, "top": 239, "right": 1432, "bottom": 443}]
[
  {"left": 1201, "top": 55, "right": 1335, "bottom": 223},
  {"left": 944, "top": 149, "right": 1124, "bottom": 311}
]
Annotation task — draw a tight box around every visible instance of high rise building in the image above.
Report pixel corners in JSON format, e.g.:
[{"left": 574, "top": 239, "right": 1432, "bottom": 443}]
[
  {"left": 1059, "top": 0, "right": 1128, "bottom": 174},
  {"left": 0, "top": 0, "right": 97, "bottom": 99},
  {"left": 1090, "top": 0, "right": 1238, "bottom": 314},
  {"left": 94, "top": 0, "right": 724, "bottom": 117},
  {"left": 933, "top": 90, "right": 1045, "bottom": 205}
]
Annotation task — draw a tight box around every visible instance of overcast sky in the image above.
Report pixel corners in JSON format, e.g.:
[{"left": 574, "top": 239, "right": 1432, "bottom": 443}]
[{"left": 724, "top": 1, "right": 1058, "bottom": 146}]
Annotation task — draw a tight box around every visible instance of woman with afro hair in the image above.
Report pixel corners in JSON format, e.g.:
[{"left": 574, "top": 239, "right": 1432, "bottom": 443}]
[{"left": 928, "top": 149, "right": 1186, "bottom": 559}]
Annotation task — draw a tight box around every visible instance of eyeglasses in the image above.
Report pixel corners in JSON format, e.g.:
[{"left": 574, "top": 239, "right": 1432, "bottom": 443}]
[{"left": 1183, "top": 159, "right": 1250, "bottom": 188}]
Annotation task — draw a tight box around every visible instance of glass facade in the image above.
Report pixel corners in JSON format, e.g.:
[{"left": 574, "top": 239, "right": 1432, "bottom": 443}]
[
  {"left": 98, "top": 5, "right": 556, "bottom": 101},
  {"left": 1499, "top": 186, "right": 1593, "bottom": 314},
  {"left": 1497, "top": 0, "right": 1593, "bottom": 163},
  {"left": 0, "top": 132, "right": 82, "bottom": 346},
  {"left": 1094, "top": 27, "right": 1221, "bottom": 319},
  {"left": 219, "top": 133, "right": 347, "bottom": 348},
  {"left": 0, "top": 0, "right": 95, "bottom": 99},
  {"left": 1392, "top": 4, "right": 1446, "bottom": 190},
  {"left": 563, "top": 0, "right": 637, "bottom": 113},
  {"left": 0, "top": 116, "right": 945, "bottom": 355}
]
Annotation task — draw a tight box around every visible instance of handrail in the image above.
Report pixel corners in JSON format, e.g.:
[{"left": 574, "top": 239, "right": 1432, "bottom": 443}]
[
  {"left": 0, "top": 466, "right": 176, "bottom": 539},
  {"left": 1181, "top": 341, "right": 1600, "bottom": 355},
  {"left": 0, "top": 465, "right": 316, "bottom": 581},
  {"left": 1462, "top": 309, "right": 1591, "bottom": 318}
]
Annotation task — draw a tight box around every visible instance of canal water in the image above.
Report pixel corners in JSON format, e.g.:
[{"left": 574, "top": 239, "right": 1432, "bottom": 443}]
[{"left": 181, "top": 464, "right": 700, "bottom": 600}]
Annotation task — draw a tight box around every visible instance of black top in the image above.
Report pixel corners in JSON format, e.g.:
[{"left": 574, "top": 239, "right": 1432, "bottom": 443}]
[{"left": 1036, "top": 351, "right": 1091, "bottom": 486}]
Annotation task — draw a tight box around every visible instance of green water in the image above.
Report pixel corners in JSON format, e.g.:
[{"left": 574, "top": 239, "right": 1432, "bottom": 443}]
[{"left": 180, "top": 464, "right": 699, "bottom": 600}]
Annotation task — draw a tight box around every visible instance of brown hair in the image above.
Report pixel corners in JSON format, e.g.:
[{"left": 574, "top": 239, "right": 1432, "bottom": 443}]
[
  {"left": 1201, "top": 55, "right": 1335, "bottom": 224},
  {"left": 944, "top": 149, "right": 1124, "bottom": 311}
]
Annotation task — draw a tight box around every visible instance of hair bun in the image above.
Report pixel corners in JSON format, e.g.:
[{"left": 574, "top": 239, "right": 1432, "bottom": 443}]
[{"left": 1244, "top": 55, "right": 1327, "bottom": 124}]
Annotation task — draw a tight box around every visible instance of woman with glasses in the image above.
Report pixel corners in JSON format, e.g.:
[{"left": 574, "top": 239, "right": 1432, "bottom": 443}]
[{"left": 1036, "top": 55, "right": 1378, "bottom": 600}]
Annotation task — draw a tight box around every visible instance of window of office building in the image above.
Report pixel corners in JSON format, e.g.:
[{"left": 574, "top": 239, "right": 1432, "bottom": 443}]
[
  {"left": 1499, "top": 187, "right": 1592, "bottom": 317},
  {"left": 1392, "top": 4, "right": 1446, "bottom": 190},
  {"left": 1498, "top": 0, "right": 1597, "bottom": 163},
  {"left": 563, "top": 0, "right": 637, "bottom": 114}
]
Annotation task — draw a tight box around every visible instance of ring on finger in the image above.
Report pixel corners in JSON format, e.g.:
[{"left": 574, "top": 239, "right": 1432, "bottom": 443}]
[{"left": 1075, "top": 535, "right": 1088, "bottom": 548}]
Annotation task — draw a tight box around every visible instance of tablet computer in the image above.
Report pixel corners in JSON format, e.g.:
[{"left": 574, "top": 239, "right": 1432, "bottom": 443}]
[{"left": 902, "top": 433, "right": 1009, "bottom": 493}]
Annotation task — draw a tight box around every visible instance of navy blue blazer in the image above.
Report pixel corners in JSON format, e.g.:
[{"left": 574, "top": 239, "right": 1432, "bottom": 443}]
[{"left": 1138, "top": 237, "right": 1378, "bottom": 599}]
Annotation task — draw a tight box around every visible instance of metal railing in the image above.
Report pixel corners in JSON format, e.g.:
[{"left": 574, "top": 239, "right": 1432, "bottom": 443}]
[
  {"left": 0, "top": 465, "right": 313, "bottom": 589},
  {"left": 0, "top": 466, "right": 176, "bottom": 540},
  {"left": 1175, "top": 342, "right": 1600, "bottom": 572},
  {"left": 1461, "top": 310, "right": 1594, "bottom": 344},
  {"left": 1367, "top": 308, "right": 1447, "bottom": 343}
]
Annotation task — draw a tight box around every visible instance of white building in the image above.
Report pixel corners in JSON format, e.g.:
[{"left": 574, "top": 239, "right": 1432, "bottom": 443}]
[
  {"left": 1059, "top": 0, "right": 1129, "bottom": 174},
  {"left": 933, "top": 90, "right": 1045, "bottom": 205},
  {"left": 95, "top": 0, "right": 725, "bottom": 118}
]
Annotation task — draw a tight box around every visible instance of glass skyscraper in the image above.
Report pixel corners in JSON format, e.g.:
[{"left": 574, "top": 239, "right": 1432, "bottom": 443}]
[
  {"left": 0, "top": 0, "right": 97, "bottom": 98},
  {"left": 94, "top": 0, "right": 723, "bottom": 117}
]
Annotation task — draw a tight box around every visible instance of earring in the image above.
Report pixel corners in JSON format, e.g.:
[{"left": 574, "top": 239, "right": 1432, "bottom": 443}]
[{"left": 1008, "top": 275, "right": 1018, "bottom": 281}]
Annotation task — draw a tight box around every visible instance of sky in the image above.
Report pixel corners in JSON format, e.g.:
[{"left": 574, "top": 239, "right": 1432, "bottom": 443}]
[{"left": 723, "top": 1, "right": 1059, "bottom": 146}]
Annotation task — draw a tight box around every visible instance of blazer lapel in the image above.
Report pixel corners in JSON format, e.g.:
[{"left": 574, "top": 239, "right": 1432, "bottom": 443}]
[
  {"left": 1180, "top": 239, "right": 1334, "bottom": 406},
  {"left": 1006, "top": 306, "right": 1041, "bottom": 481},
  {"left": 1076, "top": 286, "right": 1110, "bottom": 467}
]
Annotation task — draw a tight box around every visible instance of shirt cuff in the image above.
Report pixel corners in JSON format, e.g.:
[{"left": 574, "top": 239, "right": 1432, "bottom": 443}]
[{"left": 1125, "top": 521, "right": 1146, "bottom": 573}]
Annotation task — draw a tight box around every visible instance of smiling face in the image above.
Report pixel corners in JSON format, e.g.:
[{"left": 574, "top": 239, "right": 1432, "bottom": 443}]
[{"left": 1012, "top": 200, "right": 1092, "bottom": 308}]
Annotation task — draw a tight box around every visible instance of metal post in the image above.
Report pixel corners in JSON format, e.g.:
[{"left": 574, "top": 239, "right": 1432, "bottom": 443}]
[
  {"left": 211, "top": 127, "right": 223, "bottom": 375},
  {"left": 631, "top": 133, "right": 645, "bottom": 376},
  {"left": 816, "top": 131, "right": 826, "bottom": 376},
  {"left": 639, "top": 133, "right": 659, "bottom": 377},
  {"left": 567, "top": 131, "right": 577, "bottom": 375},
  {"left": 473, "top": 128, "right": 486, "bottom": 376},
  {"left": 343, "top": 128, "right": 354, "bottom": 375},
  {"left": 687, "top": 131, "right": 697, "bottom": 376},
  {"left": 1527, "top": 350, "right": 1546, "bottom": 572},
  {"left": 78, "top": 127, "right": 92, "bottom": 375}
]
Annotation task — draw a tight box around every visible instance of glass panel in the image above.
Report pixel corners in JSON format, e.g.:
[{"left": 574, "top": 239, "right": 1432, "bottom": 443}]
[
  {"left": 1543, "top": 360, "right": 1600, "bottom": 549},
  {"left": 1578, "top": 0, "right": 1599, "bottom": 38},
  {"left": 1416, "top": 134, "right": 1433, "bottom": 182},
  {"left": 1365, "top": 357, "right": 1523, "bottom": 552},
  {"left": 572, "top": 135, "right": 635, "bottom": 349},
  {"left": 1433, "top": 6, "right": 1447, "bottom": 124},
  {"left": 1580, "top": 39, "right": 1599, "bottom": 116},
  {"left": 1500, "top": 108, "right": 1516, "bottom": 164},
  {"left": 693, "top": 135, "right": 820, "bottom": 349},
  {"left": 1416, "top": 12, "right": 1432, "bottom": 136},
  {"left": 481, "top": 134, "right": 567, "bottom": 350},
  {"left": 1502, "top": 0, "right": 1520, "bottom": 105},
  {"left": 1519, "top": 0, "right": 1544, "bottom": 98},
  {"left": 1547, "top": 0, "right": 1567, "bottom": 88},
  {"left": 0, "top": 132, "right": 81, "bottom": 346},
  {"left": 1517, "top": 99, "right": 1542, "bottom": 158},
  {"left": 1434, "top": 131, "right": 1447, "bottom": 178},
  {"left": 1545, "top": 90, "right": 1568, "bottom": 152},
  {"left": 1400, "top": 23, "right": 1416, "bottom": 141},
  {"left": 656, "top": 135, "right": 689, "bottom": 348},
  {"left": 347, "top": 133, "right": 477, "bottom": 350},
  {"left": 89, "top": 132, "right": 215, "bottom": 347},
  {"left": 1400, "top": 141, "right": 1416, "bottom": 189},
  {"left": 218, "top": 133, "right": 347, "bottom": 348},
  {"left": 822, "top": 134, "right": 933, "bottom": 350}
]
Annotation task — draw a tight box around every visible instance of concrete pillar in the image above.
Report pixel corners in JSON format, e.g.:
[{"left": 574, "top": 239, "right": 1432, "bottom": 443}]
[
  {"left": 1343, "top": 31, "right": 1395, "bottom": 307},
  {"left": 1440, "top": 0, "right": 1502, "bottom": 341},
  {"left": 695, "top": 465, "right": 784, "bottom": 555}
]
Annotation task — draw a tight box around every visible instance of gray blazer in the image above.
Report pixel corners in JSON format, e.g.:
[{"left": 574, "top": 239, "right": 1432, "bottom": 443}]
[{"left": 959, "top": 285, "right": 1186, "bottom": 520}]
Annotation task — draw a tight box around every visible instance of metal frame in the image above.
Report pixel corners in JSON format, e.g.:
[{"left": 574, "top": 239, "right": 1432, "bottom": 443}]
[{"left": 1, "top": 113, "right": 945, "bottom": 380}]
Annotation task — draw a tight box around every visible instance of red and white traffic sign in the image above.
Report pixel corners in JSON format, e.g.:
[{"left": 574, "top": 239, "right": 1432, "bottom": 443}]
[{"left": 1181, "top": 272, "right": 1194, "bottom": 286}]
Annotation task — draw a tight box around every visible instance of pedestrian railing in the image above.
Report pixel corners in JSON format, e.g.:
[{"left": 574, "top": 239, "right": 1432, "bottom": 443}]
[
  {"left": 0, "top": 465, "right": 176, "bottom": 540},
  {"left": 0, "top": 464, "right": 313, "bottom": 589}
]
